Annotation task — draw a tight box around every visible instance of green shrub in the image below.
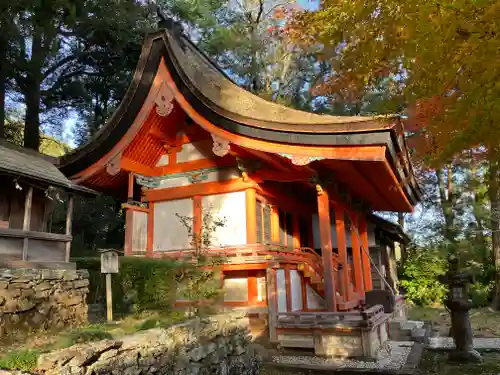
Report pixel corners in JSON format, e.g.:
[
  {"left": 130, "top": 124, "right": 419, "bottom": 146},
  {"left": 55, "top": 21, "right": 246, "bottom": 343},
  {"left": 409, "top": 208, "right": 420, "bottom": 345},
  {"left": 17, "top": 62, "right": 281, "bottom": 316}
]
[
  {"left": 136, "top": 318, "right": 159, "bottom": 331},
  {"left": 399, "top": 247, "right": 448, "bottom": 306},
  {"left": 57, "top": 325, "right": 112, "bottom": 348},
  {"left": 0, "top": 349, "right": 40, "bottom": 371},
  {"left": 75, "top": 256, "right": 219, "bottom": 315},
  {"left": 470, "top": 282, "right": 493, "bottom": 308}
]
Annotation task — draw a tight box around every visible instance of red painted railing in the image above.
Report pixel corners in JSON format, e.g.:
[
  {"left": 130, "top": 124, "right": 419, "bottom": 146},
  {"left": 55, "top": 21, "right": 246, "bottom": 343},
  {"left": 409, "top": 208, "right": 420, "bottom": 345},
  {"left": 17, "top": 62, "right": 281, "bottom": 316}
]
[{"left": 151, "top": 244, "right": 361, "bottom": 309}]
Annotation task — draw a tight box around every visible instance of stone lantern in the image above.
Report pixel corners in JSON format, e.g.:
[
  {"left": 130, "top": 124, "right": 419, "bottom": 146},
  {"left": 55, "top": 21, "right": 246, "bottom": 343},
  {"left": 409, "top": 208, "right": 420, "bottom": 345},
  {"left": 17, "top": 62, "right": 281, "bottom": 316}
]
[{"left": 438, "top": 255, "right": 481, "bottom": 363}]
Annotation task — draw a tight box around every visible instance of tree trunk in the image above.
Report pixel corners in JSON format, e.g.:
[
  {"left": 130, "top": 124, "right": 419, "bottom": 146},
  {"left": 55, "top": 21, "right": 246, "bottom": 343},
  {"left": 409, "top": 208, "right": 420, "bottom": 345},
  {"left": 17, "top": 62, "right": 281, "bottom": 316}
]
[
  {"left": 489, "top": 156, "right": 500, "bottom": 310},
  {"left": 23, "top": 82, "right": 41, "bottom": 150},
  {"left": 436, "top": 167, "right": 456, "bottom": 244},
  {"left": 0, "top": 40, "right": 6, "bottom": 140},
  {"left": 23, "top": 21, "right": 44, "bottom": 151},
  {"left": 470, "top": 161, "right": 488, "bottom": 262}
]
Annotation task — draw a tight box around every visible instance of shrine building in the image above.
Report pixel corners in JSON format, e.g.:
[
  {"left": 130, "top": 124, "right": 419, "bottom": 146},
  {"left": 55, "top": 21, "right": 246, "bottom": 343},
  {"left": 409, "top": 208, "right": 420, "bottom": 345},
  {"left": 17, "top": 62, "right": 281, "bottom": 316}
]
[{"left": 59, "top": 17, "right": 421, "bottom": 358}]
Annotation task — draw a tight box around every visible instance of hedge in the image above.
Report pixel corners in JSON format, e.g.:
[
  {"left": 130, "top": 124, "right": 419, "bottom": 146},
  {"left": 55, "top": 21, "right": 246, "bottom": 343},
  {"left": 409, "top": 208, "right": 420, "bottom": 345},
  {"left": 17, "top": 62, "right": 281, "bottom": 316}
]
[{"left": 75, "top": 257, "right": 188, "bottom": 314}]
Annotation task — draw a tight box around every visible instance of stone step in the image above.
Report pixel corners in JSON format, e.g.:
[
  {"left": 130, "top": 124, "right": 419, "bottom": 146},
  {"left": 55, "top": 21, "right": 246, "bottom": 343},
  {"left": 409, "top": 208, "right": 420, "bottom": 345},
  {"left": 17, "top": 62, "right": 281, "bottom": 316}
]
[{"left": 389, "top": 319, "right": 430, "bottom": 343}]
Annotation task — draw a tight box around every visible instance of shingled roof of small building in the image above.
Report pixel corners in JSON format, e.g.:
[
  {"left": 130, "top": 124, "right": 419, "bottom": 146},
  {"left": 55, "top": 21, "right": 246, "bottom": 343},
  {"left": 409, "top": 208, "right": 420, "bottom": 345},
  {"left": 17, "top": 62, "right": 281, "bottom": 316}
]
[{"left": 0, "top": 140, "right": 96, "bottom": 194}]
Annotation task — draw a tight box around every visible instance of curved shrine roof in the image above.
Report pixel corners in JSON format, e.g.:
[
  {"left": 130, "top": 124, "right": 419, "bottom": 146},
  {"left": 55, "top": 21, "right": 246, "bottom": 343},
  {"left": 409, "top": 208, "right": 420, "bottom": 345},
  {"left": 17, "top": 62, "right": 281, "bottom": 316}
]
[{"left": 58, "top": 22, "right": 421, "bottom": 209}]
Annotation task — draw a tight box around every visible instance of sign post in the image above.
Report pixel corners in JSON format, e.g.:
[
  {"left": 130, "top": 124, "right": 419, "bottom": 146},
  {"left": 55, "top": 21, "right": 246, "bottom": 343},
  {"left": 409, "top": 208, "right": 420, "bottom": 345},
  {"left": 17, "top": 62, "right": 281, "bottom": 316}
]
[{"left": 99, "top": 249, "right": 120, "bottom": 322}]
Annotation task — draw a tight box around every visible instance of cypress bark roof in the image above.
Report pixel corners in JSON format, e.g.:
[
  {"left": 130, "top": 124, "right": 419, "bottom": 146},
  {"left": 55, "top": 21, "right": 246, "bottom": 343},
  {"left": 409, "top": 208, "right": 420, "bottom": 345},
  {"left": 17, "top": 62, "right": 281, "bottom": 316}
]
[{"left": 0, "top": 141, "right": 95, "bottom": 194}]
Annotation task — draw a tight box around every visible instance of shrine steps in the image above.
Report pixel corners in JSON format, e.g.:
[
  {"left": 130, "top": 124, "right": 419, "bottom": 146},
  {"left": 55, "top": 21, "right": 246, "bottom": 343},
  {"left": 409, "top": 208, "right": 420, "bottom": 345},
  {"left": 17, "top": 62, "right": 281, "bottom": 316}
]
[{"left": 388, "top": 319, "right": 429, "bottom": 343}]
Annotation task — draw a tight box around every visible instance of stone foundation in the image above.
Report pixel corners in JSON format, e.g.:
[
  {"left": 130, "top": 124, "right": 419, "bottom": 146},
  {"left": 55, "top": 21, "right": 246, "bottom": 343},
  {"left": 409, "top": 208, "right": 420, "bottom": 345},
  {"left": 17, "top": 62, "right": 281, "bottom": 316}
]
[
  {"left": 0, "top": 268, "right": 89, "bottom": 336},
  {"left": 276, "top": 305, "right": 390, "bottom": 359},
  {"left": 37, "top": 311, "right": 260, "bottom": 375}
]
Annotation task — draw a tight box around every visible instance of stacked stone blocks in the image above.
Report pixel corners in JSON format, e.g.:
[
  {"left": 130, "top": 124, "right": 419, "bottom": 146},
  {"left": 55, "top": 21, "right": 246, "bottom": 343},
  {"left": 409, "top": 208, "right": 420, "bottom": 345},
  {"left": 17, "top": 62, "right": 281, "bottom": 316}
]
[
  {"left": 0, "top": 268, "right": 89, "bottom": 336},
  {"left": 35, "top": 311, "right": 259, "bottom": 375}
]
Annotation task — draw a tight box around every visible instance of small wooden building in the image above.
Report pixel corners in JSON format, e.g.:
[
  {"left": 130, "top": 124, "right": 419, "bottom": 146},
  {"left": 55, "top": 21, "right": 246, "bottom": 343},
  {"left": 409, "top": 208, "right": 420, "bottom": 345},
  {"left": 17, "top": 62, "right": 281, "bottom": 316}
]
[{"left": 0, "top": 140, "right": 94, "bottom": 269}]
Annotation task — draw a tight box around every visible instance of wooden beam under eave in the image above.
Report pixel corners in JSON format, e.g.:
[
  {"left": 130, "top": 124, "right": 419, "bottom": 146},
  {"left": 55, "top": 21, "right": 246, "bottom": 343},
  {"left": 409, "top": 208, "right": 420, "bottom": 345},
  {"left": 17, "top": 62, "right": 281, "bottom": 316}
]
[
  {"left": 144, "top": 178, "right": 261, "bottom": 202},
  {"left": 324, "top": 159, "right": 394, "bottom": 210},
  {"left": 120, "top": 157, "right": 160, "bottom": 176},
  {"left": 380, "top": 160, "right": 414, "bottom": 212},
  {"left": 249, "top": 170, "right": 313, "bottom": 183},
  {"left": 158, "top": 155, "right": 235, "bottom": 175}
]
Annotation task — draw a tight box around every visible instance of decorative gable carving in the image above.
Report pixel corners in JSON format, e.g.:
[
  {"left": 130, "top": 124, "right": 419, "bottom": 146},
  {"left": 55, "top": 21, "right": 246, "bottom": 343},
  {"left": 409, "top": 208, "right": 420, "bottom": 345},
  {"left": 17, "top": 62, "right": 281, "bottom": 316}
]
[
  {"left": 155, "top": 83, "right": 175, "bottom": 117},
  {"left": 106, "top": 152, "right": 122, "bottom": 176},
  {"left": 211, "top": 134, "right": 230, "bottom": 157}
]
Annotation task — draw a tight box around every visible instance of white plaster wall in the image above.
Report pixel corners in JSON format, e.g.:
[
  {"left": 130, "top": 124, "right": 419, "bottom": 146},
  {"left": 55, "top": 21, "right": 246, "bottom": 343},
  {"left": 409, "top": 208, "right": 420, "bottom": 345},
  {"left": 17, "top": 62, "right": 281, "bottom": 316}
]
[
  {"left": 203, "top": 192, "right": 246, "bottom": 248},
  {"left": 156, "top": 154, "right": 169, "bottom": 167},
  {"left": 153, "top": 199, "right": 192, "bottom": 251},
  {"left": 290, "top": 270, "right": 303, "bottom": 311},
  {"left": 150, "top": 167, "right": 240, "bottom": 190},
  {"left": 132, "top": 211, "right": 148, "bottom": 253},
  {"left": 306, "top": 283, "right": 326, "bottom": 310},
  {"left": 203, "top": 167, "right": 240, "bottom": 183},
  {"left": 257, "top": 276, "right": 267, "bottom": 302},
  {"left": 223, "top": 277, "right": 248, "bottom": 302},
  {"left": 276, "top": 269, "right": 287, "bottom": 313},
  {"left": 154, "top": 177, "right": 191, "bottom": 189},
  {"left": 177, "top": 141, "right": 210, "bottom": 163}
]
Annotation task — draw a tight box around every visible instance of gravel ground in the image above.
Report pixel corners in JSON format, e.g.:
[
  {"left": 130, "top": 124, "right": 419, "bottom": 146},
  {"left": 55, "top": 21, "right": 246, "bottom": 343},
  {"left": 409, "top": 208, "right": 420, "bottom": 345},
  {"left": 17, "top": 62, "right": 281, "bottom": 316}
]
[
  {"left": 427, "top": 337, "right": 500, "bottom": 350},
  {"left": 271, "top": 341, "right": 414, "bottom": 370}
]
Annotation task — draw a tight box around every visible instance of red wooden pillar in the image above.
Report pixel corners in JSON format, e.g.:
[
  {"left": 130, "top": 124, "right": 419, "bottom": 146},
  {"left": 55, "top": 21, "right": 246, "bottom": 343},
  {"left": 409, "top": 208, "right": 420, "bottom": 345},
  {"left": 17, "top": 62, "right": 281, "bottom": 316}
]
[
  {"left": 292, "top": 215, "right": 300, "bottom": 249},
  {"left": 334, "top": 204, "right": 350, "bottom": 303},
  {"left": 127, "top": 173, "right": 134, "bottom": 201},
  {"left": 284, "top": 265, "right": 292, "bottom": 311},
  {"left": 271, "top": 206, "right": 280, "bottom": 243},
  {"left": 301, "top": 274, "right": 308, "bottom": 311},
  {"left": 146, "top": 202, "right": 154, "bottom": 257},
  {"left": 124, "top": 210, "right": 134, "bottom": 256},
  {"left": 316, "top": 186, "right": 337, "bottom": 311},
  {"left": 359, "top": 216, "right": 373, "bottom": 291},
  {"left": 246, "top": 188, "right": 257, "bottom": 244},
  {"left": 350, "top": 212, "right": 365, "bottom": 296},
  {"left": 125, "top": 173, "right": 135, "bottom": 256}
]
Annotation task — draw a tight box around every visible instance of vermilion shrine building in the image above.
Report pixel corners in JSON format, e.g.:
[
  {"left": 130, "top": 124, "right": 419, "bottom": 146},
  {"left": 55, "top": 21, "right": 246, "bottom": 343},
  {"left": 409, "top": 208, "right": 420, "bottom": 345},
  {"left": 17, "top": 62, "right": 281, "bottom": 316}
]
[{"left": 59, "top": 19, "right": 421, "bottom": 358}]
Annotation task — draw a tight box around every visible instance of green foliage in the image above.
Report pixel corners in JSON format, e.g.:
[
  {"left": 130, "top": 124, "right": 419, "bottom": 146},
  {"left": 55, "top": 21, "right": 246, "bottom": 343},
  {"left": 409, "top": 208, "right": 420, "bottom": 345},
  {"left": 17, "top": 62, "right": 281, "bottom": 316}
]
[
  {"left": 399, "top": 247, "right": 448, "bottom": 306},
  {"left": 75, "top": 257, "right": 184, "bottom": 313},
  {"left": 174, "top": 208, "right": 226, "bottom": 314},
  {"left": 135, "top": 312, "right": 185, "bottom": 331},
  {"left": 56, "top": 325, "right": 112, "bottom": 348},
  {"left": 470, "top": 282, "right": 493, "bottom": 308},
  {"left": 136, "top": 318, "right": 159, "bottom": 331},
  {"left": 0, "top": 349, "right": 40, "bottom": 371},
  {"left": 52, "top": 195, "right": 125, "bottom": 258}
]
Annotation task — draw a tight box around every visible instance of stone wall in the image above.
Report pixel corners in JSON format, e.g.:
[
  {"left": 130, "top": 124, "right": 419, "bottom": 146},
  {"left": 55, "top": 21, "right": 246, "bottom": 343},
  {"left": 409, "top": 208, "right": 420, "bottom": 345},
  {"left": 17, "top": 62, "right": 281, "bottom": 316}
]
[
  {"left": 37, "top": 311, "right": 259, "bottom": 375},
  {"left": 0, "top": 268, "right": 89, "bottom": 336}
]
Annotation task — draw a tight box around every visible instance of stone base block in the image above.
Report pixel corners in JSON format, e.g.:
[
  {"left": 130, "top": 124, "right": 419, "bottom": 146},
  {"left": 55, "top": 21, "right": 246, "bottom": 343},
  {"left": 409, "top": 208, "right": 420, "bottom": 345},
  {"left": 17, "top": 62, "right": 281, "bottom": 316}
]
[{"left": 278, "top": 315, "right": 390, "bottom": 360}]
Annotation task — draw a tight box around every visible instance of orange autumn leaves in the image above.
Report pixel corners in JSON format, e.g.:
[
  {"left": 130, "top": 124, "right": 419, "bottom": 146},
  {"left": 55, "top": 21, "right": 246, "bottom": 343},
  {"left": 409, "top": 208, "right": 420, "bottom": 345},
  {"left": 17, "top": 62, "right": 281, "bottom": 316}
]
[{"left": 283, "top": 0, "right": 500, "bottom": 165}]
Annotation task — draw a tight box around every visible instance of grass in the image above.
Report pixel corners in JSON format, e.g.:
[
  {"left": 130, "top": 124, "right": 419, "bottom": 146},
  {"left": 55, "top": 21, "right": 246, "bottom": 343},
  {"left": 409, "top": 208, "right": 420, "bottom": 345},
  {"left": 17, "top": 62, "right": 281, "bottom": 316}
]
[
  {"left": 408, "top": 306, "right": 500, "bottom": 337},
  {"left": 420, "top": 351, "right": 500, "bottom": 375},
  {"left": 0, "top": 310, "right": 187, "bottom": 371},
  {"left": 0, "top": 349, "right": 40, "bottom": 371}
]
